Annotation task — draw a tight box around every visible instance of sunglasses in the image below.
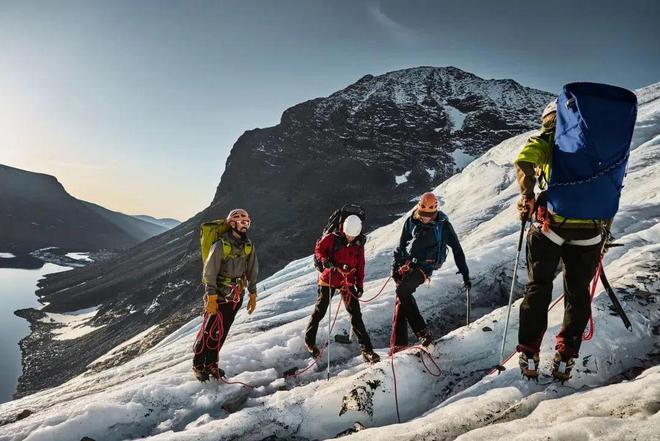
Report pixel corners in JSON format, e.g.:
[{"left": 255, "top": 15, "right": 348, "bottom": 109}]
[{"left": 418, "top": 211, "right": 435, "bottom": 219}]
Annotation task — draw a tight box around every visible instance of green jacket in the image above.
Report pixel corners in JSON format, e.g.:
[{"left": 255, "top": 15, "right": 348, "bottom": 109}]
[
  {"left": 515, "top": 130, "right": 599, "bottom": 226},
  {"left": 203, "top": 231, "right": 258, "bottom": 298}
]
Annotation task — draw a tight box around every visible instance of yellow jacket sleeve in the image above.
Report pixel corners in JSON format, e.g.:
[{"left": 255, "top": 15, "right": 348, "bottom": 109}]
[
  {"left": 514, "top": 132, "right": 553, "bottom": 197},
  {"left": 515, "top": 132, "right": 552, "bottom": 166}
]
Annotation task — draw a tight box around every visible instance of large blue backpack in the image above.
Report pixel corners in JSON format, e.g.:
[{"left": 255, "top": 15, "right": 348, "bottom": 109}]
[{"left": 547, "top": 82, "right": 637, "bottom": 219}]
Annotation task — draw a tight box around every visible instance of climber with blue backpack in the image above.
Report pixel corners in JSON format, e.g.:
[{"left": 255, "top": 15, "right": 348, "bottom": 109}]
[
  {"left": 514, "top": 83, "right": 637, "bottom": 382},
  {"left": 192, "top": 208, "right": 259, "bottom": 382},
  {"left": 390, "top": 192, "right": 470, "bottom": 352}
]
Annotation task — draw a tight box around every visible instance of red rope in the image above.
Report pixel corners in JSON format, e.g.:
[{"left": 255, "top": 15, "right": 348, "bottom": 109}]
[
  {"left": 219, "top": 376, "right": 254, "bottom": 389},
  {"left": 192, "top": 288, "right": 255, "bottom": 388},
  {"left": 286, "top": 290, "right": 345, "bottom": 377},
  {"left": 192, "top": 313, "right": 223, "bottom": 354},
  {"left": 389, "top": 299, "right": 402, "bottom": 423},
  {"left": 337, "top": 270, "right": 391, "bottom": 303},
  {"left": 388, "top": 289, "right": 444, "bottom": 423},
  {"left": 582, "top": 261, "right": 602, "bottom": 341}
]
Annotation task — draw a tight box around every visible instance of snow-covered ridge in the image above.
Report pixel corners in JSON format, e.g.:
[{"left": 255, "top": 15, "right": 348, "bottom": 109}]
[
  {"left": 38, "top": 307, "right": 104, "bottom": 342},
  {"left": 0, "top": 83, "right": 658, "bottom": 441},
  {"left": 321, "top": 66, "right": 549, "bottom": 115}
]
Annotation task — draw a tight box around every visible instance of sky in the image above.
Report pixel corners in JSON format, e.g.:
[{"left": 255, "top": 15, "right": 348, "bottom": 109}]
[{"left": 1, "top": 0, "right": 658, "bottom": 221}]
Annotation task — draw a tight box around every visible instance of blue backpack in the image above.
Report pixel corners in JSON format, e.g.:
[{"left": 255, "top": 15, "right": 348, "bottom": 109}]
[{"left": 547, "top": 82, "right": 637, "bottom": 219}]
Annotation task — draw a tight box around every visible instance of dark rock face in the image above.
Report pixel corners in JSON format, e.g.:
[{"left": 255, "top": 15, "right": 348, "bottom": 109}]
[
  {"left": 210, "top": 67, "right": 553, "bottom": 278},
  {"left": 15, "top": 66, "right": 553, "bottom": 397}
]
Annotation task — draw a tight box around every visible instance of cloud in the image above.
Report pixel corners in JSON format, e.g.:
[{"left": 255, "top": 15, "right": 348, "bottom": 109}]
[{"left": 367, "top": 1, "right": 418, "bottom": 44}]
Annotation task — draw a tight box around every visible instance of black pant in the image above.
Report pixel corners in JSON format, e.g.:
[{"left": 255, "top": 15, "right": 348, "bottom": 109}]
[
  {"left": 517, "top": 225, "right": 601, "bottom": 358},
  {"left": 193, "top": 296, "right": 243, "bottom": 367},
  {"left": 305, "top": 285, "right": 373, "bottom": 350},
  {"left": 391, "top": 269, "right": 427, "bottom": 347}
]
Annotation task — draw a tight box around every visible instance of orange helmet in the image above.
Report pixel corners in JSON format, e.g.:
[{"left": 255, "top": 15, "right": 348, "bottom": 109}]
[
  {"left": 226, "top": 208, "right": 250, "bottom": 227},
  {"left": 416, "top": 192, "right": 438, "bottom": 218}
]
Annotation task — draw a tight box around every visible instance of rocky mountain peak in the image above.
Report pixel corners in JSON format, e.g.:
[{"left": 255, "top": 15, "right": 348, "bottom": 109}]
[{"left": 210, "top": 66, "right": 553, "bottom": 277}]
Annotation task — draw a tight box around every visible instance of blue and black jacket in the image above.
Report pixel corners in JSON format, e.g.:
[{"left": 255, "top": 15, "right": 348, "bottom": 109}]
[{"left": 393, "top": 210, "right": 469, "bottom": 277}]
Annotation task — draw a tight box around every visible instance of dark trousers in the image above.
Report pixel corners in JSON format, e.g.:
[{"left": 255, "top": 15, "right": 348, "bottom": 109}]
[
  {"left": 193, "top": 296, "right": 243, "bottom": 367},
  {"left": 517, "top": 225, "right": 601, "bottom": 358},
  {"left": 391, "top": 269, "right": 428, "bottom": 347},
  {"left": 305, "top": 285, "right": 373, "bottom": 350}
]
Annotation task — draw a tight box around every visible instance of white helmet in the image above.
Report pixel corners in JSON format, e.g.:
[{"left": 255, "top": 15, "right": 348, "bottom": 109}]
[
  {"left": 542, "top": 99, "right": 557, "bottom": 120},
  {"left": 342, "top": 215, "right": 362, "bottom": 237}
]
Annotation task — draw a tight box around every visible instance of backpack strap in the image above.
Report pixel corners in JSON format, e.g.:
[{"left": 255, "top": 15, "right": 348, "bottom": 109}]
[
  {"left": 330, "top": 233, "right": 343, "bottom": 258},
  {"left": 433, "top": 214, "right": 448, "bottom": 265},
  {"left": 220, "top": 238, "right": 252, "bottom": 260}
]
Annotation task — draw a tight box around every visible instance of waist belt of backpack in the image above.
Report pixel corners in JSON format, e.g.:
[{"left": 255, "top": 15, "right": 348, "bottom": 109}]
[
  {"left": 219, "top": 275, "right": 244, "bottom": 287},
  {"left": 402, "top": 259, "right": 431, "bottom": 281},
  {"left": 534, "top": 223, "right": 601, "bottom": 247},
  {"left": 410, "top": 257, "right": 435, "bottom": 265}
]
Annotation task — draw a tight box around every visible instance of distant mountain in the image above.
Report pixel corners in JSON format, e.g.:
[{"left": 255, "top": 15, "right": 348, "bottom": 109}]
[
  {"left": 132, "top": 215, "right": 181, "bottom": 230},
  {"left": 14, "top": 66, "right": 554, "bottom": 396},
  {"left": 0, "top": 164, "right": 169, "bottom": 259}
]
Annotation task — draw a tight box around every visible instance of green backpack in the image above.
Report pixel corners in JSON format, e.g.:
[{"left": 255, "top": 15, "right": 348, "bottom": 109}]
[{"left": 200, "top": 219, "right": 253, "bottom": 265}]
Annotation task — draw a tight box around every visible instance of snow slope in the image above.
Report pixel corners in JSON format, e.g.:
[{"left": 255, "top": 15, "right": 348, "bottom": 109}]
[{"left": 0, "top": 84, "right": 658, "bottom": 440}]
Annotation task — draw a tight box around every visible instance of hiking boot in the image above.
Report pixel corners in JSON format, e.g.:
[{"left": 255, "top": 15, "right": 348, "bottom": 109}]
[
  {"left": 551, "top": 352, "right": 575, "bottom": 382},
  {"left": 361, "top": 347, "right": 380, "bottom": 364},
  {"left": 416, "top": 328, "right": 434, "bottom": 347},
  {"left": 305, "top": 342, "right": 320, "bottom": 358},
  {"left": 192, "top": 365, "right": 209, "bottom": 382},
  {"left": 519, "top": 352, "right": 540, "bottom": 379},
  {"left": 205, "top": 364, "right": 225, "bottom": 381}
]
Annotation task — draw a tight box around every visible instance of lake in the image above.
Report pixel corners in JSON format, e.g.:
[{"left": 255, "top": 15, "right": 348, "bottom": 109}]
[{"left": 0, "top": 263, "right": 72, "bottom": 403}]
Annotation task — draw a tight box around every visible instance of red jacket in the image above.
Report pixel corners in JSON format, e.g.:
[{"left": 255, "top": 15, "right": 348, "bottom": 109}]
[{"left": 315, "top": 233, "right": 365, "bottom": 289}]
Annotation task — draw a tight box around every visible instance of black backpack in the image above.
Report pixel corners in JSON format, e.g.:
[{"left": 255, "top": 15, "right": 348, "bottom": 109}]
[{"left": 313, "top": 204, "right": 366, "bottom": 272}]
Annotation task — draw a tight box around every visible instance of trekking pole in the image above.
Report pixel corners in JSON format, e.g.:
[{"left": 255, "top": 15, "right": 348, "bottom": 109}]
[
  {"left": 327, "top": 270, "right": 332, "bottom": 381},
  {"left": 466, "top": 286, "right": 471, "bottom": 326},
  {"left": 497, "top": 219, "right": 527, "bottom": 372}
]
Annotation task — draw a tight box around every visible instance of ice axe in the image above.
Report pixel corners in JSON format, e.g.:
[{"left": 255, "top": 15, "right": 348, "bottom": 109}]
[
  {"left": 497, "top": 219, "right": 527, "bottom": 373},
  {"left": 466, "top": 286, "right": 472, "bottom": 326},
  {"left": 600, "top": 240, "right": 632, "bottom": 331}
]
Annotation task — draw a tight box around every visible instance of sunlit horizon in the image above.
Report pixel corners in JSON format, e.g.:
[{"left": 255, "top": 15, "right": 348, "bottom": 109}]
[{"left": 1, "top": 0, "right": 658, "bottom": 220}]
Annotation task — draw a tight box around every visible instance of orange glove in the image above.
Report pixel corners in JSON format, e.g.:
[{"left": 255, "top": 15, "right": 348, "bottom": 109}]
[
  {"left": 204, "top": 294, "right": 219, "bottom": 315},
  {"left": 516, "top": 195, "right": 535, "bottom": 222},
  {"left": 247, "top": 292, "right": 257, "bottom": 315}
]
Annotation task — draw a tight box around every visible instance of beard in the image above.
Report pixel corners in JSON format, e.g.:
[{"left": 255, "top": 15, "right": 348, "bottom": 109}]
[{"left": 233, "top": 226, "right": 248, "bottom": 238}]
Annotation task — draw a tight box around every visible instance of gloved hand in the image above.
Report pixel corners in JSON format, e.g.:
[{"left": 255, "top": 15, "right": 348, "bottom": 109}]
[
  {"left": 516, "top": 195, "right": 535, "bottom": 222},
  {"left": 204, "top": 294, "right": 219, "bottom": 315},
  {"left": 462, "top": 273, "right": 472, "bottom": 290},
  {"left": 456, "top": 271, "right": 472, "bottom": 289},
  {"left": 350, "top": 285, "right": 364, "bottom": 298},
  {"left": 247, "top": 292, "right": 257, "bottom": 314},
  {"left": 323, "top": 259, "right": 335, "bottom": 269},
  {"left": 392, "top": 267, "right": 402, "bottom": 284}
]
